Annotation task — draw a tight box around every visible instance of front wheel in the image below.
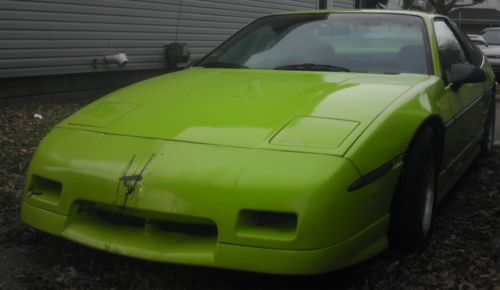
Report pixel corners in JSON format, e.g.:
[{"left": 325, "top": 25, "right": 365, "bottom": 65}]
[{"left": 389, "top": 126, "right": 437, "bottom": 251}]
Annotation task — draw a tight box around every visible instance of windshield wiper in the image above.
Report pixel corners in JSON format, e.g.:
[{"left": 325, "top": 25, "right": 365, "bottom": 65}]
[
  {"left": 200, "top": 61, "right": 248, "bottom": 69},
  {"left": 274, "top": 63, "right": 350, "bottom": 72}
]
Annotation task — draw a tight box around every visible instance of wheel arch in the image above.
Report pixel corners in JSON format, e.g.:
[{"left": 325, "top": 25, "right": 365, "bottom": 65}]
[
  {"left": 388, "top": 117, "right": 440, "bottom": 251},
  {"left": 418, "top": 115, "right": 445, "bottom": 175}
]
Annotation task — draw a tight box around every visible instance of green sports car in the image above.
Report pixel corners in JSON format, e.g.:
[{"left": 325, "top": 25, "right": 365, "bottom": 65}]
[{"left": 22, "top": 10, "right": 496, "bottom": 274}]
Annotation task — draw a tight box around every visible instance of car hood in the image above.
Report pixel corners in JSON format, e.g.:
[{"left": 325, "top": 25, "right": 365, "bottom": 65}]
[{"left": 60, "top": 68, "right": 429, "bottom": 155}]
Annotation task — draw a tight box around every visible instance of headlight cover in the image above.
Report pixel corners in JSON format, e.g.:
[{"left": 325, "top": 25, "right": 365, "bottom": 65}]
[
  {"left": 270, "top": 117, "right": 359, "bottom": 149},
  {"left": 67, "top": 102, "right": 139, "bottom": 128}
]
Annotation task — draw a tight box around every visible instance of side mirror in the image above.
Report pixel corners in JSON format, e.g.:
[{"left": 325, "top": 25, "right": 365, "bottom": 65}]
[
  {"left": 165, "top": 42, "right": 190, "bottom": 72},
  {"left": 440, "top": 48, "right": 463, "bottom": 66},
  {"left": 448, "top": 63, "right": 486, "bottom": 88}
]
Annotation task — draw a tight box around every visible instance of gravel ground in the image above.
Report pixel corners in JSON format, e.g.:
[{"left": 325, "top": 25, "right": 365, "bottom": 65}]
[{"left": 0, "top": 100, "right": 499, "bottom": 290}]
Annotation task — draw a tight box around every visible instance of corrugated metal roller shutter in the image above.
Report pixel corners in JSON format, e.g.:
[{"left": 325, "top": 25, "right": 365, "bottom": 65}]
[{"left": 0, "top": 0, "right": 319, "bottom": 78}]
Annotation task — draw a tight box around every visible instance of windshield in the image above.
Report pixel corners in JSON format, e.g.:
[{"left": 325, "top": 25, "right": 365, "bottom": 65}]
[
  {"left": 196, "top": 13, "right": 430, "bottom": 75},
  {"left": 482, "top": 29, "right": 500, "bottom": 45}
]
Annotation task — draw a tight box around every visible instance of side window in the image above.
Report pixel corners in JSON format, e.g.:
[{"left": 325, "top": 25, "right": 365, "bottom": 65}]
[
  {"left": 450, "top": 21, "right": 483, "bottom": 66},
  {"left": 433, "top": 20, "right": 469, "bottom": 81}
]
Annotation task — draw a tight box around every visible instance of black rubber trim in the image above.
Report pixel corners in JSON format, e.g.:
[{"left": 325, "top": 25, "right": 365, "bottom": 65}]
[{"left": 348, "top": 154, "right": 405, "bottom": 192}]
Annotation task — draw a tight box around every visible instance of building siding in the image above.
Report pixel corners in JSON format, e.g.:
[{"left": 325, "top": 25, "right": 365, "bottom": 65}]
[
  {"left": 0, "top": 0, "right": 330, "bottom": 79},
  {"left": 329, "top": 0, "right": 355, "bottom": 9}
]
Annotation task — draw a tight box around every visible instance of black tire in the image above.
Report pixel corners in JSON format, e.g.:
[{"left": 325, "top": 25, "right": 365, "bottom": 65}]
[
  {"left": 389, "top": 126, "right": 437, "bottom": 252},
  {"left": 481, "top": 95, "right": 496, "bottom": 156}
]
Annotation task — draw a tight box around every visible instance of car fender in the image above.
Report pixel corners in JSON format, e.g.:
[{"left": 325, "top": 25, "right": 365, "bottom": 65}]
[{"left": 345, "top": 75, "right": 446, "bottom": 177}]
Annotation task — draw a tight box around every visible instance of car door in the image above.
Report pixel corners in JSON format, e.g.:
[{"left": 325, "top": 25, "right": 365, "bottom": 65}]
[{"left": 433, "top": 18, "right": 487, "bottom": 185}]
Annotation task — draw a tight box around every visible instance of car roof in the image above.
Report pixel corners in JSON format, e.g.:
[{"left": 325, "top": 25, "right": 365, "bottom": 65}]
[{"left": 275, "top": 9, "right": 440, "bottom": 20}]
